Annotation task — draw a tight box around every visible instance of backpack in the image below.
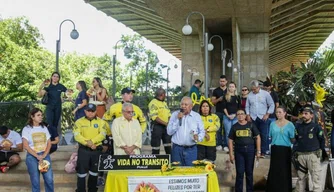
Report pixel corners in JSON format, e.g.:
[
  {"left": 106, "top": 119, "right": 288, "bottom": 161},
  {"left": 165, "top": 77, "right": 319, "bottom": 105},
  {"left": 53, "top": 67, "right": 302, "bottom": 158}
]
[{"left": 64, "top": 152, "right": 77, "bottom": 173}]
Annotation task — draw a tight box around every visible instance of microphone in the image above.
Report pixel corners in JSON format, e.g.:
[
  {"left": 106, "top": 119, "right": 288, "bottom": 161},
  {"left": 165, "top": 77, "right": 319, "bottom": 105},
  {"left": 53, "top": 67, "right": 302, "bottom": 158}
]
[{"left": 179, "top": 108, "right": 184, "bottom": 126}]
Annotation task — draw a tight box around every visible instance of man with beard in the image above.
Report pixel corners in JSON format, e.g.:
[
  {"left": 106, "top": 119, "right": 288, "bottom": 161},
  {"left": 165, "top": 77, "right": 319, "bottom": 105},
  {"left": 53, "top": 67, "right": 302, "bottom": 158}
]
[{"left": 294, "top": 107, "right": 324, "bottom": 192}]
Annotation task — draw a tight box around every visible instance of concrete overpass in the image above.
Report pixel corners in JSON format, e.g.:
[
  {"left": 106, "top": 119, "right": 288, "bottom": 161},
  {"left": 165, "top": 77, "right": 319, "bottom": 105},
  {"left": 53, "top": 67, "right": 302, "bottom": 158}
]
[{"left": 85, "top": 0, "right": 334, "bottom": 91}]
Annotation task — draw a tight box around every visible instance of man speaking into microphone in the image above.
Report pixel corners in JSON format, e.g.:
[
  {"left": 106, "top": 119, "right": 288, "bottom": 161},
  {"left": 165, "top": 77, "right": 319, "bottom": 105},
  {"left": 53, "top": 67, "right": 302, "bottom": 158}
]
[{"left": 167, "top": 96, "right": 205, "bottom": 166}]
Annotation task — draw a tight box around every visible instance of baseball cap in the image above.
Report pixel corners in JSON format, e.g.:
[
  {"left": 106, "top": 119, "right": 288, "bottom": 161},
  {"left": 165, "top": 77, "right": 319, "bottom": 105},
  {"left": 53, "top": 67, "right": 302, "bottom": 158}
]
[
  {"left": 85, "top": 103, "right": 96, "bottom": 112},
  {"left": 121, "top": 87, "right": 136, "bottom": 94},
  {"left": 302, "top": 107, "right": 314, "bottom": 114}
]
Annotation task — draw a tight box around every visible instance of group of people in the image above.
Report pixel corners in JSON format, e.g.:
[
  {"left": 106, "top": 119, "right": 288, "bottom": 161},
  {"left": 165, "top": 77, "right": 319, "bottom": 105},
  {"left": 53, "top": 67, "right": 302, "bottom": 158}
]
[
  {"left": 189, "top": 75, "right": 327, "bottom": 192},
  {"left": 0, "top": 71, "right": 329, "bottom": 192}
]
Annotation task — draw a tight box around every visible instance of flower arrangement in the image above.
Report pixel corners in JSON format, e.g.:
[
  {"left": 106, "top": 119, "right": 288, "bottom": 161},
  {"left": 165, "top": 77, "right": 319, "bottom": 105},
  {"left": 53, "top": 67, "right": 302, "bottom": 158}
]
[{"left": 160, "top": 160, "right": 216, "bottom": 174}]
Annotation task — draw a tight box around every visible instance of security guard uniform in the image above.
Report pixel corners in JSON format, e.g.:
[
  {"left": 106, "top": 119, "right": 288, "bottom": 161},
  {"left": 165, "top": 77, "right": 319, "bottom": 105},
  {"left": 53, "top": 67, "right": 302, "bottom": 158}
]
[
  {"left": 295, "top": 121, "right": 324, "bottom": 192},
  {"left": 148, "top": 98, "right": 171, "bottom": 154},
  {"left": 104, "top": 102, "right": 147, "bottom": 133},
  {"left": 197, "top": 114, "right": 220, "bottom": 161},
  {"left": 73, "top": 114, "right": 107, "bottom": 192}
]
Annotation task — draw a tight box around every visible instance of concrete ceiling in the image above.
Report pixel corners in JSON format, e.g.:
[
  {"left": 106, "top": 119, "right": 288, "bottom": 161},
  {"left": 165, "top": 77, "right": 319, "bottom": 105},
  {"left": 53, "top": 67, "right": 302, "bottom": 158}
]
[
  {"left": 85, "top": 0, "right": 334, "bottom": 72},
  {"left": 269, "top": 0, "right": 334, "bottom": 71},
  {"left": 85, "top": 0, "right": 271, "bottom": 59}
]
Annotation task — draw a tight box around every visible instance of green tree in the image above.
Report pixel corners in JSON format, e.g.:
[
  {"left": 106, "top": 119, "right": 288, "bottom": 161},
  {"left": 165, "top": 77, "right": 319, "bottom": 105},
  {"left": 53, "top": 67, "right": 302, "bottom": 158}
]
[{"left": 120, "top": 34, "right": 165, "bottom": 96}]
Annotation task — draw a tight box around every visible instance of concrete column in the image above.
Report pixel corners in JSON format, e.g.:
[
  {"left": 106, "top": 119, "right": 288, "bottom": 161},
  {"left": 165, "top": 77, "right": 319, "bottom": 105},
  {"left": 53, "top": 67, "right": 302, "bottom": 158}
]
[
  {"left": 181, "top": 35, "right": 205, "bottom": 94},
  {"left": 240, "top": 33, "right": 269, "bottom": 86}
]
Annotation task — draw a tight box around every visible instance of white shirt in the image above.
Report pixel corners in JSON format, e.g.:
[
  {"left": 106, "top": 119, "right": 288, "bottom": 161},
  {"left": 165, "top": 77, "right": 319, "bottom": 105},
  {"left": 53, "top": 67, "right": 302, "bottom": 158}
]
[
  {"left": 167, "top": 110, "right": 205, "bottom": 146},
  {"left": 22, "top": 125, "right": 50, "bottom": 153},
  {"left": 0, "top": 130, "right": 22, "bottom": 152}
]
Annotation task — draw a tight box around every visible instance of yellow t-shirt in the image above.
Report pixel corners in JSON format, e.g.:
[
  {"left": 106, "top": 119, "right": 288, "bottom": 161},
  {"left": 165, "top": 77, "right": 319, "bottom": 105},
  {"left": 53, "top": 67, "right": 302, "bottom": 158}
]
[
  {"left": 103, "top": 102, "right": 147, "bottom": 133},
  {"left": 148, "top": 98, "right": 171, "bottom": 123},
  {"left": 197, "top": 114, "right": 220, "bottom": 146}
]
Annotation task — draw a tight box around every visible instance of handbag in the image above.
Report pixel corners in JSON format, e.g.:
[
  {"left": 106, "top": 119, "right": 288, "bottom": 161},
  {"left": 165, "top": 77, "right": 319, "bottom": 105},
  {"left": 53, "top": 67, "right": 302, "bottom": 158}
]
[{"left": 41, "top": 92, "right": 48, "bottom": 105}]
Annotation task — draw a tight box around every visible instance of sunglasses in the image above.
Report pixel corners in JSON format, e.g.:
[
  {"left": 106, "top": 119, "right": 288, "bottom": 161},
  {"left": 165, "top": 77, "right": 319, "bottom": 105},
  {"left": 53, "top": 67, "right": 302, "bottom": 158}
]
[
  {"left": 241, "top": 89, "right": 248, "bottom": 91},
  {"left": 124, "top": 111, "right": 134, "bottom": 114}
]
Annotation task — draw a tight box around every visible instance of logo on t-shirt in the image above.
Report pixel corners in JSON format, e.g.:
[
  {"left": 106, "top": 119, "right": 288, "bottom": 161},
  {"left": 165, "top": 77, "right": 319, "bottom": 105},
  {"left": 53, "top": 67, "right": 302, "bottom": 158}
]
[
  {"left": 236, "top": 128, "right": 251, "bottom": 137},
  {"left": 94, "top": 124, "right": 99, "bottom": 128},
  {"left": 209, "top": 119, "right": 213, "bottom": 122}
]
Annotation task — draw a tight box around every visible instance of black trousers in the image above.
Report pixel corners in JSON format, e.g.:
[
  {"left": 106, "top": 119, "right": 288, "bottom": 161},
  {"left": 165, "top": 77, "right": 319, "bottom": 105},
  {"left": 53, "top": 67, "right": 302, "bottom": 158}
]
[
  {"left": 151, "top": 123, "right": 171, "bottom": 154},
  {"left": 197, "top": 144, "right": 217, "bottom": 161},
  {"left": 76, "top": 146, "right": 101, "bottom": 192}
]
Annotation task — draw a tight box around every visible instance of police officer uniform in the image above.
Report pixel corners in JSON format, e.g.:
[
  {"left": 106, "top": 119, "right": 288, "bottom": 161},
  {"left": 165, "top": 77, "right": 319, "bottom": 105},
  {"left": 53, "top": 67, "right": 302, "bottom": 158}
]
[
  {"left": 294, "top": 107, "right": 325, "bottom": 192},
  {"left": 148, "top": 97, "right": 171, "bottom": 154},
  {"left": 73, "top": 104, "right": 107, "bottom": 192},
  {"left": 103, "top": 88, "right": 147, "bottom": 133}
]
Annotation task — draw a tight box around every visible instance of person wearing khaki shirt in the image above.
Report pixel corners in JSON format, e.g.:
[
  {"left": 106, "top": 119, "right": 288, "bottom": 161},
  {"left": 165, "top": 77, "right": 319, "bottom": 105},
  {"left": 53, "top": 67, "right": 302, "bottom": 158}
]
[{"left": 112, "top": 102, "right": 142, "bottom": 155}]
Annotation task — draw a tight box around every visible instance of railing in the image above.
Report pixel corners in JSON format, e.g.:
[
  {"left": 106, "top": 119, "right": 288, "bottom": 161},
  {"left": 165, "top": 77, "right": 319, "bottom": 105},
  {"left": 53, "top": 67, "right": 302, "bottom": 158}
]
[{"left": 0, "top": 96, "right": 183, "bottom": 134}]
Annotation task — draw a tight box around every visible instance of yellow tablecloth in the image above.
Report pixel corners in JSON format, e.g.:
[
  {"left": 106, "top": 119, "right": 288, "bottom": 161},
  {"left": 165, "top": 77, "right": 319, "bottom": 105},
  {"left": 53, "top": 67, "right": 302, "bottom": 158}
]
[{"left": 104, "top": 167, "right": 220, "bottom": 192}]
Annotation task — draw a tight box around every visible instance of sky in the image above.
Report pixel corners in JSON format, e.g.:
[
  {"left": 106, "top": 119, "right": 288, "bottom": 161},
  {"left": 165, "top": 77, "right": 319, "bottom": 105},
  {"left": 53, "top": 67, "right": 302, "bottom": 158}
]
[{"left": 0, "top": 0, "right": 181, "bottom": 87}]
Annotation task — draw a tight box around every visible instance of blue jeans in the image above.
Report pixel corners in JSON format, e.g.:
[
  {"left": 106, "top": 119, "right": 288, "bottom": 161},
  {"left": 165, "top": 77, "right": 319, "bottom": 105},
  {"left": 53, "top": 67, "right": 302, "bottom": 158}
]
[
  {"left": 26, "top": 152, "right": 54, "bottom": 192},
  {"left": 172, "top": 144, "right": 197, "bottom": 166},
  {"left": 234, "top": 145, "right": 255, "bottom": 192},
  {"left": 215, "top": 112, "right": 225, "bottom": 147},
  {"left": 223, "top": 115, "right": 237, "bottom": 147},
  {"left": 253, "top": 117, "right": 271, "bottom": 154}
]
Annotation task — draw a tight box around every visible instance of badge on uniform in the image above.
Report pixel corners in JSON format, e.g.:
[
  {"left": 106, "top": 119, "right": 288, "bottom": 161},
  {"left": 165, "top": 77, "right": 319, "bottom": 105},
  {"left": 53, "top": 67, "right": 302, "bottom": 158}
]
[
  {"left": 94, "top": 124, "right": 99, "bottom": 128},
  {"left": 209, "top": 119, "right": 213, "bottom": 122},
  {"left": 308, "top": 133, "right": 313, "bottom": 139}
]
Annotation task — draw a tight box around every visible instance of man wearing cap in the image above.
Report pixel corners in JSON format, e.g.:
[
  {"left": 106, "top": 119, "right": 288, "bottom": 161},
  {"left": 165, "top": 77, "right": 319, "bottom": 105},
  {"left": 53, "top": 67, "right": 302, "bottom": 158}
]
[
  {"left": 148, "top": 88, "right": 171, "bottom": 154},
  {"left": 73, "top": 103, "right": 107, "bottom": 192},
  {"left": 112, "top": 102, "right": 142, "bottom": 155},
  {"left": 103, "top": 87, "right": 147, "bottom": 133},
  {"left": 294, "top": 107, "right": 325, "bottom": 192}
]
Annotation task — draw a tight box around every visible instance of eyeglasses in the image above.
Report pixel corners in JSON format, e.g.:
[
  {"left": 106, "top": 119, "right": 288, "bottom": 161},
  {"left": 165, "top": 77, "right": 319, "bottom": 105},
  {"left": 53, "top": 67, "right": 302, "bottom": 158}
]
[
  {"left": 241, "top": 89, "right": 248, "bottom": 91},
  {"left": 237, "top": 113, "right": 245, "bottom": 115},
  {"left": 123, "top": 111, "right": 134, "bottom": 114}
]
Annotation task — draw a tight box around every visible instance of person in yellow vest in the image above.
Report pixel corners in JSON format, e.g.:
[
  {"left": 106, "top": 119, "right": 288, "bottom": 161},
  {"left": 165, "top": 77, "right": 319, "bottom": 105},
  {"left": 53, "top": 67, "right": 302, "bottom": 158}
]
[
  {"left": 148, "top": 88, "right": 171, "bottom": 154},
  {"left": 73, "top": 103, "right": 107, "bottom": 192},
  {"left": 103, "top": 87, "right": 147, "bottom": 133},
  {"left": 197, "top": 100, "right": 220, "bottom": 162}
]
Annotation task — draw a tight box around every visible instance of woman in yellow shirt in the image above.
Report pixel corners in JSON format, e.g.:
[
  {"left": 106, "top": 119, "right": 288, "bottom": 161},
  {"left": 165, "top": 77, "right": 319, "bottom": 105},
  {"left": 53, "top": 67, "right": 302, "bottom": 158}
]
[{"left": 197, "top": 100, "right": 220, "bottom": 162}]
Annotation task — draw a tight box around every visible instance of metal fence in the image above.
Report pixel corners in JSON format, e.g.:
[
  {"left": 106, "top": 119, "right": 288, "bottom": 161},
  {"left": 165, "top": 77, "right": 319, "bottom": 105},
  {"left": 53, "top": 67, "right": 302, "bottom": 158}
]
[{"left": 0, "top": 96, "right": 183, "bottom": 134}]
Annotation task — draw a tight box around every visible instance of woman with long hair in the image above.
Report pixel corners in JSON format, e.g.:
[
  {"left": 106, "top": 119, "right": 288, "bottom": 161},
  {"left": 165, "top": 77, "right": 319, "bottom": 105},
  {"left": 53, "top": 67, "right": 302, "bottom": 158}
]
[
  {"left": 72, "top": 81, "right": 89, "bottom": 121},
  {"left": 38, "top": 72, "right": 69, "bottom": 143},
  {"left": 197, "top": 100, "right": 220, "bottom": 162},
  {"left": 228, "top": 109, "right": 261, "bottom": 192},
  {"left": 22, "top": 108, "right": 54, "bottom": 192},
  {"left": 266, "top": 106, "right": 295, "bottom": 192},
  {"left": 89, "top": 77, "right": 108, "bottom": 118},
  {"left": 240, "top": 86, "right": 249, "bottom": 110},
  {"left": 223, "top": 82, "right": 240, "bottom": 152}
]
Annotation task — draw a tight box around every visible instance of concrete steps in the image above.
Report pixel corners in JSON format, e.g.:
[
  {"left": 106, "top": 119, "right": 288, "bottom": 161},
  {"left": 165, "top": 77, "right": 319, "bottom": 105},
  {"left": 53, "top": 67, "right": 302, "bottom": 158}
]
[{"left": 0, "top": 145, "right": 271, "bottom": 192}]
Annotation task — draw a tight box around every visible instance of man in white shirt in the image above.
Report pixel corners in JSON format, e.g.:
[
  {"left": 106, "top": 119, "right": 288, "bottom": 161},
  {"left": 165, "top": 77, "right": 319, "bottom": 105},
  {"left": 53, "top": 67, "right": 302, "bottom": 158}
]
[
  {"left": 0, "top": 126, "right": 23, "bottom": 172},
  {"left": 112, "top": 102, "right": 142, "bottom": 155}
]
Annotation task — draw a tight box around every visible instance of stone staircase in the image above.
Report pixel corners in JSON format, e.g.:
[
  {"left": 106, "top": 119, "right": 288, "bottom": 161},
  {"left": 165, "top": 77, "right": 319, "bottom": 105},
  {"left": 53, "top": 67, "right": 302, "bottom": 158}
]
[
  {"left": 0, "top": 145, "right": 105, "bottom": 192},
  {"left": 0, "top": 145, "right": 272, "bottom": 192}
]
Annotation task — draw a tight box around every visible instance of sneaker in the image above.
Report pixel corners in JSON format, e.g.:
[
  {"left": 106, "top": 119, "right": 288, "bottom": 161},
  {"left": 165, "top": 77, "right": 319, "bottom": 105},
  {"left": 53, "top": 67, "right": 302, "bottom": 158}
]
[
  {"left": 216, "top": 146, "right": 223, "bottom": 151},
  {"left": 97, "top": 177, "right": 105, "bottom": 186},
  {"left": 223, "top": 147, "right": 229, "bottom": 152}
]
